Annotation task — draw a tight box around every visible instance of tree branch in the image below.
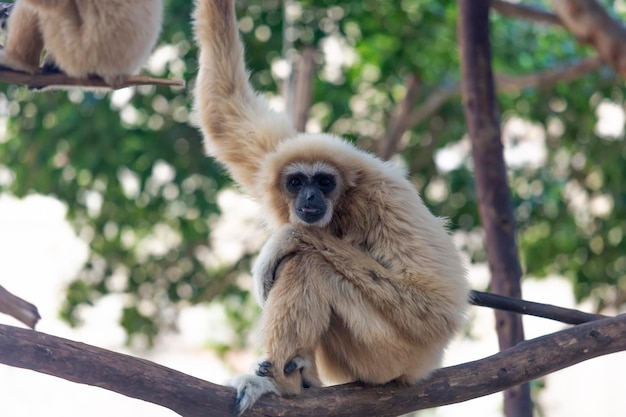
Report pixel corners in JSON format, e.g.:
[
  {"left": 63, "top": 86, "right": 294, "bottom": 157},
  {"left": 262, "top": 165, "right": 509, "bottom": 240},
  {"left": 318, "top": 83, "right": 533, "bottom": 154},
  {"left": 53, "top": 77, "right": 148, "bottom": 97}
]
[
  {"left": 407, "top": 56, "right": 601, "bottom": 132},
  {"left": 470, "top": 290, "right": 607, "bottom": 325},
  {"left": 0, "top": 285, "right": 40, "bottom": 328},
  {"left": 551, "top": 0, "right": 626, "bottom": 77},
  {"left": 377, "top": 73, "right": 421, "bottom": 160},
  {"left": 491, "top": 0, "right": 562, "bottom": 26},
  {"left": 0, "top": 69, "right": 185, "bottom": 90},
  {"left": 292, "top": 47, "right": 317, "bottom": 132},
  {"left": 1, "top": 315, "right": 625, "bottom": 417}
]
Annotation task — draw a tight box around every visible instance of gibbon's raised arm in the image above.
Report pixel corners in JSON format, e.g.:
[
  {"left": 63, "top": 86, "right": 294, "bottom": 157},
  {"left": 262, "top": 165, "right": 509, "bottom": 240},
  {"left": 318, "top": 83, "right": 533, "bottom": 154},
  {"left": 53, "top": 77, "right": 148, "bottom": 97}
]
[{"left": 193, "top": 0, "right": 296, "bottom": 196}]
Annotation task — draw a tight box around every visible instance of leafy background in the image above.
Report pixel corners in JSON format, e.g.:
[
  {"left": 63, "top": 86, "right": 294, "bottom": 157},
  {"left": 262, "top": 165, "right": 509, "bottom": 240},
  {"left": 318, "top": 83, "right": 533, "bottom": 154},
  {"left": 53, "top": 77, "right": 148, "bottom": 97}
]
[{"left": 0, "top": 0, "right": 625, "bottom": 352}]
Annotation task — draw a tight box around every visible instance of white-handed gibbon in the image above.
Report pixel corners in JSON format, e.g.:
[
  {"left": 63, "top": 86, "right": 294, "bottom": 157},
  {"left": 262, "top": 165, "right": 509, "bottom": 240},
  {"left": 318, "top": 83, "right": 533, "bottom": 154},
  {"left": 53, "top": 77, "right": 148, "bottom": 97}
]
[
  {"left": 0, "top": 0, "right": 162, "bottom": 86},
  {"left": 193, "top": 0, "right": 469, "bottom": 415}
]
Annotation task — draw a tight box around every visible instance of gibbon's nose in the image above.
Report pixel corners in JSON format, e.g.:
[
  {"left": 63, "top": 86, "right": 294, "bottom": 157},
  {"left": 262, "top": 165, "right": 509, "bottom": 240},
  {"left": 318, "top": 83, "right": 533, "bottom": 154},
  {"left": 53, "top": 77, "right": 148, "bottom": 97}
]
[{"left": 304, "top": 188, "right": 316, "bottom": 201}]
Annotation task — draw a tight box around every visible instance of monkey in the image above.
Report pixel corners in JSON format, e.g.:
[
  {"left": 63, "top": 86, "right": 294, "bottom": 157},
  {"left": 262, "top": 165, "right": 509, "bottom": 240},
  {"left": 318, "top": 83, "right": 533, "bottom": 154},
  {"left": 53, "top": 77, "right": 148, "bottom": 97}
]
[
  {"left": 193, "top": 0, "right": 469, "bottom": 415},
  {"left": 0, "top": 0, "right": 162, "bottom": 87}
]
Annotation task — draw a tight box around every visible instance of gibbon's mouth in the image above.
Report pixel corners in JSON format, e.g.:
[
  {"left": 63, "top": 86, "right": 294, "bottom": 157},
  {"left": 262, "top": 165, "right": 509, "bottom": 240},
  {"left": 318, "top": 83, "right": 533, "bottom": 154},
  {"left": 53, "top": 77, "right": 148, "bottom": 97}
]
[
  {"left": 299, "top": 206, "right": 321, "bottom": 214},
  {"left": 297, "top": 206, "right": 325, "bottom": 224}
]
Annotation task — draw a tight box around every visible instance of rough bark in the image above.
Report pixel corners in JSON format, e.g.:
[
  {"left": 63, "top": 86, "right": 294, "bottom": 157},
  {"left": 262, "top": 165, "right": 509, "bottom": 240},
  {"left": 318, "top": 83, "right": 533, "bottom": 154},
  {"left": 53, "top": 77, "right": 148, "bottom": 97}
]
[
  {"left": 457, "top": 2, "right": 531, "bottom": 416},
  {"left": 1, "top": 315, "right": 625, "bottom": 417}
]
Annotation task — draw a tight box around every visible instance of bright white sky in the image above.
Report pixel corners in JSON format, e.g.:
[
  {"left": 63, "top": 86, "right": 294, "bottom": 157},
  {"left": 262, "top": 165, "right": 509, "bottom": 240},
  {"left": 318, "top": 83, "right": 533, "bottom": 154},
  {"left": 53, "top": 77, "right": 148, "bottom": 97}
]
[{"left": 0, "top": 189, "right": 625, "bottom": 417}]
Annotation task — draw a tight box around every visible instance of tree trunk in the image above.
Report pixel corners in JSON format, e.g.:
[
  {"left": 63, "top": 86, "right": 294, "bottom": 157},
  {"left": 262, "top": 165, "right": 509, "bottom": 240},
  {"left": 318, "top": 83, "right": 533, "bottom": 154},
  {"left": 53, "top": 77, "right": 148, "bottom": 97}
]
[{"left": 457, "top": 2, "right": 532, "bottom": 417}]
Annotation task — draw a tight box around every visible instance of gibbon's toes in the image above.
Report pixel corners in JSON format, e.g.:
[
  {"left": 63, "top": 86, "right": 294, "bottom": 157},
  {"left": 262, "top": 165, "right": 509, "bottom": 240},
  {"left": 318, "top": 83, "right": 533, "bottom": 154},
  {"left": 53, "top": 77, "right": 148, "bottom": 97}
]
[
  {"left": 283, "top": 355, "right": 307, "bottom": 375},
  {"left": 229, "top": 374, "right": 279, "bottom": 416}
]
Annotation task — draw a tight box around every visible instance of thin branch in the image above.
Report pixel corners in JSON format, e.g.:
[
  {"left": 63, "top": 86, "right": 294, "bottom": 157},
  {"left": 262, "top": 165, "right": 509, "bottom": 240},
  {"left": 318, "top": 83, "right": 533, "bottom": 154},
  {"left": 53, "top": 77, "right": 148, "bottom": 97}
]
[
  {"left": 0, "top": 69, "right": 185, "bottom": 91},
  {"left": 491, "top": 0, "right": 562, "bottom": 26},
  {"left": 293, "top": 47, "right": 317, "bottom": 132},
  {"left": 470, "top": 290, "right": 607, "bottom": 325},
  {"left": 377, "top": 73, "right": 421, "bottom": 160},
  {"left": 1, "top": 315, "right": 625, "bottom": 417},
  {"left": 551, "top": 0, "right": 626, "bottom": 76},
  {"left": 0, "top": 285, "right": 40, "bottom": 328}
]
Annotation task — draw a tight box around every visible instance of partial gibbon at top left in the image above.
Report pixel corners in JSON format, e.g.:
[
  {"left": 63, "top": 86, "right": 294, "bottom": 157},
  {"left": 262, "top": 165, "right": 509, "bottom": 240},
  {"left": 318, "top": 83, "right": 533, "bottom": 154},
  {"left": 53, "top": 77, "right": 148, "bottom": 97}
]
[{"left": 0, "top": 0, "right": 162, "bottom": 86}]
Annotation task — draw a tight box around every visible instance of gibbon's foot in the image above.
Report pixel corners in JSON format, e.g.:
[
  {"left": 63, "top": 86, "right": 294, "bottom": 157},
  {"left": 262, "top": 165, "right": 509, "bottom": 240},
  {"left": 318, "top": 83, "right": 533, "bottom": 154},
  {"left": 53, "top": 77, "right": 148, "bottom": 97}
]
[
  {"left": 41, "top": 59, "right": 62, "bottom": 74},
  {"left": 229, "top": 373, "right": 279, "bottom": 416}
]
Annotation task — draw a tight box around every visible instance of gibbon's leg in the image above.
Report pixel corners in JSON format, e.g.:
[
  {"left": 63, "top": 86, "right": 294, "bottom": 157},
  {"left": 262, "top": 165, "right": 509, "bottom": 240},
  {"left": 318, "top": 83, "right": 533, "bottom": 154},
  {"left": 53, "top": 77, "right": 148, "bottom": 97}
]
[
  {"left": 232, "top": 250, "right": 340, "bottom": 415},
  {"left": 193, "top": 0, "right": 296, "bottom": 196},
  {"left": 0, "top": 2, "right": 44, "bottom": 73}
]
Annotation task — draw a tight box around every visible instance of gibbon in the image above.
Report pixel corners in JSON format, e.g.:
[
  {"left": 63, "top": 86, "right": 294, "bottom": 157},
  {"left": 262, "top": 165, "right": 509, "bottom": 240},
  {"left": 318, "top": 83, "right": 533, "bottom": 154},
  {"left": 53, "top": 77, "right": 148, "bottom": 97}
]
[
  {"left": 193, "top": 0, "right": 469, "bottom": 415},
  {"left": 0, "top": 0, "right": 162, "bottom": 86}
]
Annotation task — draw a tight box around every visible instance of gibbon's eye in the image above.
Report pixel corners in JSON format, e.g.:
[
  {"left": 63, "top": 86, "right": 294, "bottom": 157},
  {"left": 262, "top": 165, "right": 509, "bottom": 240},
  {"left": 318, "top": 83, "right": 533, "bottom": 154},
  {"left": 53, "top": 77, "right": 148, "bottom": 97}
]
[
  {"left": 314, "top": 174, "right": 336, "bottom": 193},
  {"left": 286, "top": 174, "right": 305, "bottom": 193},
  {"left": 289, "top": 177, "right": 302, "bottom": 187}
]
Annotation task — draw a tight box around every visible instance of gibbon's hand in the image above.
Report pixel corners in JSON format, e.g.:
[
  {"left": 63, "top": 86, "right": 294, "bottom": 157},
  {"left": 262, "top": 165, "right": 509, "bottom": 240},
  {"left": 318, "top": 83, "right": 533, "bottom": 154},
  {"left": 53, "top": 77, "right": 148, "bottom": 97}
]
[{"left": 251, "top": 225, "right": 302, "bottom": 306}]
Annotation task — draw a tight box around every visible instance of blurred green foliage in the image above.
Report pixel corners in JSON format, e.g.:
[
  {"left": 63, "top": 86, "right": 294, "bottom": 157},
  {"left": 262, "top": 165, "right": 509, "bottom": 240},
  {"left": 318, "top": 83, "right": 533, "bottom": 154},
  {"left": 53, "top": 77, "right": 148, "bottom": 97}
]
[{"left": 0, "top": 0, "right": 625, "bottom": 346}]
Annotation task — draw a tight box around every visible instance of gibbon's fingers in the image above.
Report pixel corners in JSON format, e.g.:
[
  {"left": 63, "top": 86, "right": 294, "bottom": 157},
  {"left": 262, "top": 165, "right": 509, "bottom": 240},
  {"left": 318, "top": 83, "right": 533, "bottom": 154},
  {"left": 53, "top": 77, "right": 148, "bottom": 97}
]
[{"left": 193, "top": 0, "right": 295, "bottom": 196}]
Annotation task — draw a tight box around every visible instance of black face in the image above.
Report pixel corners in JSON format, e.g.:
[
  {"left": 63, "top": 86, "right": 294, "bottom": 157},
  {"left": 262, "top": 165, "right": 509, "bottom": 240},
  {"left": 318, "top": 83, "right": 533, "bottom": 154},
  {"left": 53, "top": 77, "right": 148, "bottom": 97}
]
[{"left": 285, "top": 172, "right": 337, "bottom": 224}]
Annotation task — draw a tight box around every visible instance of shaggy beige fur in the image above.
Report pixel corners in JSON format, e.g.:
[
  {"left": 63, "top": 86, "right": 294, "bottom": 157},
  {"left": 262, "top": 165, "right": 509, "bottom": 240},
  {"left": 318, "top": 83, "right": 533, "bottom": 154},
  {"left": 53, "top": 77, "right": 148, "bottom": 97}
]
[
  {"left": 0, "top": 0, "right": 162, "bottom": 86},
  {"left": 193, "top": 0, "right": 469, "bottom": 414}
]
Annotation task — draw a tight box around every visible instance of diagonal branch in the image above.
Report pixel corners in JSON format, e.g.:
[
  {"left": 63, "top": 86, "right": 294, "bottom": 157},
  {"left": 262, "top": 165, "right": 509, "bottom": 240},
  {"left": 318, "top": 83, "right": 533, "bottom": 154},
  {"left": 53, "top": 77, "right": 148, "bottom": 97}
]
[
  {"left": 491, "top": 0, "right": 562, "bottom": 26},
  {"left": 407, "top": 56, "right": 602, "bottom": 132},
  {"left": 1, "top": 314, "right": 625, "bottom": 417},
  {"left": 0, "top": 285, "right": 40, "bottom": 328},
  {"left": 377, "top": 73, "right": 421, "bottom": 160},
  {"left": 551, "top": 0, "right": 626, "bottom": 76}
]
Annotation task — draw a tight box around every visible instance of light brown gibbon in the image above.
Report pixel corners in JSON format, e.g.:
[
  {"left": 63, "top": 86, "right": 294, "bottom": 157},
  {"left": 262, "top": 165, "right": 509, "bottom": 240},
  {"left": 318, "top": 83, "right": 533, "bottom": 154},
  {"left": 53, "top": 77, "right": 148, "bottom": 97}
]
[
  {"left": 0, "top": 0, "right": 162, "bottom": 86},
  {"left": 193, "top": 0, "right": 470, "bottom": 415}
]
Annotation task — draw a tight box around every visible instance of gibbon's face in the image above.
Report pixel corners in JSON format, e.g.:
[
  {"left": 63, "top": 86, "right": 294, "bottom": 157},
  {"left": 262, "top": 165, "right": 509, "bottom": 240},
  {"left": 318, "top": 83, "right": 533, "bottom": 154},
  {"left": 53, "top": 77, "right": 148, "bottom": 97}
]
[{"left": 281, "top": 162, "right": 340, "bottom": 227}]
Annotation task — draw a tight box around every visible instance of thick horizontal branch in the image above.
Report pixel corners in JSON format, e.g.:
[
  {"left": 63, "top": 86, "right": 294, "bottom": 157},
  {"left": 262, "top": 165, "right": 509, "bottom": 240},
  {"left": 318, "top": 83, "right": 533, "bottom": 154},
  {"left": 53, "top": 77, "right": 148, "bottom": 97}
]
[
  {"left": 491, "top": 0, "right": 562, "bottom": 26},
  {"left": 1, "top": 314, "right": 625, "bottom": 416},
  {"left": 470, "top": 290, "right": 607, "bottom": 325},
  {"left": 0, "top": 69, "right": 185, "bottom": 91}
]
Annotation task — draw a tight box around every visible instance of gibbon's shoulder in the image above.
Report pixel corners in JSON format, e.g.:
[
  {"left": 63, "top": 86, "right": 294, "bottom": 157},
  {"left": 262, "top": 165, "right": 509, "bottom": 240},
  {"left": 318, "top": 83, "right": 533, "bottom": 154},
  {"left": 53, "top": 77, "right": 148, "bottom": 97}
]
[{"left": 258, "top": 133, "right": 408, "bottom": 190}]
